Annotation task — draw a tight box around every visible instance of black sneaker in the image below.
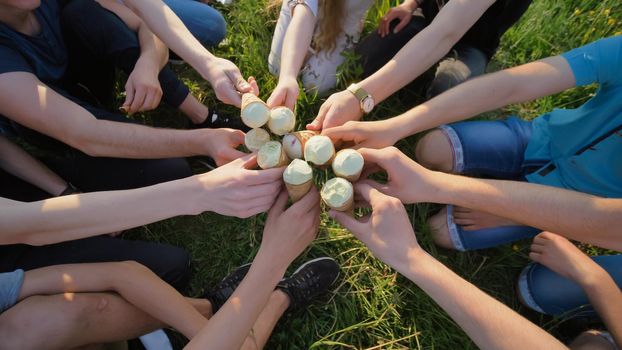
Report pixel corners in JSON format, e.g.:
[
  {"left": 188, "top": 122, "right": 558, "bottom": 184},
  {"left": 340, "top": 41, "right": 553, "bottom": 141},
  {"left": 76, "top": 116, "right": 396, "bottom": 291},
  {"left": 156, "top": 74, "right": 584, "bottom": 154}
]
[
  {"left": 189, "top": 108, "right": 250, "bottom": 132},
  {"left": 204, "top": 263, "right": 251, "bottom": 313},
  {"left": 277, "top": 257, "right": 340, "bottom": 311}
]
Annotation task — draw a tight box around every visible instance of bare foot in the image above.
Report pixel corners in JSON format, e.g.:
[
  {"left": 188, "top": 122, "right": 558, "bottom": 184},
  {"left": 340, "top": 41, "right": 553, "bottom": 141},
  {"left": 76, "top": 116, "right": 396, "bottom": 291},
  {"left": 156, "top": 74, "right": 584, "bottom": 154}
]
[
  {"left": 529, "top": 231, "right": 601, "bottom": 285},
  {"left": 452, "top": 206, "right": 518, "bottom": 231}
]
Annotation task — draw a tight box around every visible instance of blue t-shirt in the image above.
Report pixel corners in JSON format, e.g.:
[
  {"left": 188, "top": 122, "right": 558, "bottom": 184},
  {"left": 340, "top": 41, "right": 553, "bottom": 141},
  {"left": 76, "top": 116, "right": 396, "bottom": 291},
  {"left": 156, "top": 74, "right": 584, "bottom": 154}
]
[
  {"left": 0, "top": 0, "right": 67, "bottom": 86},
  {"left": 0, "top": 269, "right": 24, "bottom": 314},
  {"left": 525, "top": 36, "right": 622, "bottom": 198}
]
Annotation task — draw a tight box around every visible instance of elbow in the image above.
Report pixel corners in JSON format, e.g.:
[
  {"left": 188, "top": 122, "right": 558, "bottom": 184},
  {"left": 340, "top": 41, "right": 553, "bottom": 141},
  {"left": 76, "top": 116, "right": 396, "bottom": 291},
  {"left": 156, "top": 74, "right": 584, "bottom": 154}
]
[{"left": 66, "top": 132, "right": 105, "bottom": 157}]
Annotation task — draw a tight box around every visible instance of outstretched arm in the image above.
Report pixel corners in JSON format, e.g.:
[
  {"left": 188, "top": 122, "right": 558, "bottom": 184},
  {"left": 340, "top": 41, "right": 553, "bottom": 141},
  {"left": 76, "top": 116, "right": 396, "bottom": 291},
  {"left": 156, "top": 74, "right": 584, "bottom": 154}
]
[
  {"left": 18, "top": 262, "right": 207, "bottom": 339},
  {"left": 323, "top": 56, "right": 575, "bottom": 148},
  {"left": 0, "top": 154, "right": 283, "bottom": 246},
  {"left": 187, "top": 188, "right": 321, "bottom": 350},
  {"left": 357, "top": 147, "right": 622, "bottom": 251},
  {"left": 267, "top": 3, "right": 315, "bottom": 110},
  {"left": 331, "top": 183, "right": 567, "bottom": 350},
  {"left": 120, "top": 0, "right": 253, "bottom": 107}
]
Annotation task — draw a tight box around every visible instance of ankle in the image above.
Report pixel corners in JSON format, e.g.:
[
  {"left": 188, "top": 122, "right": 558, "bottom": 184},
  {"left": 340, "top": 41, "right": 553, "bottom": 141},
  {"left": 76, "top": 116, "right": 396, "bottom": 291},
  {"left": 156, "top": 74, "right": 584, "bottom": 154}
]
[
  {"left": 271, "top": 289, "right": 290, "bottom": 312},
  {"left": 179, "top": 94, "right": 209, "bottom": 124}
]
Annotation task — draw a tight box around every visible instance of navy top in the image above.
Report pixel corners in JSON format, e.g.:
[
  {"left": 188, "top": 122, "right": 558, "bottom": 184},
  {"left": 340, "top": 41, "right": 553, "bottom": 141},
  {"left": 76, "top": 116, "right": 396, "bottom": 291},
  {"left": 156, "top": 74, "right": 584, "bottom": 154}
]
[{"left": 0, "top": 0, "right": 67, "bottom": 86}]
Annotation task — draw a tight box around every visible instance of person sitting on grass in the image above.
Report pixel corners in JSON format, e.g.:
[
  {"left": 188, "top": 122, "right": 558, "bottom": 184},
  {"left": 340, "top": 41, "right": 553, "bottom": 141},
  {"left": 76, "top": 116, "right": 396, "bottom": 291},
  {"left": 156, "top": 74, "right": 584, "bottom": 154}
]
[
  {"left": 322, "top": 35, "right": 622, "bottom": 252},
  {"left": 0, "top": 153, "right": 282, "bottom": 293},
  {"left": 307, "top": 0, "right": 532, "bottom": 131},
  {"left": 266, "top": 0, "right": 373, "bottom": 110},
  {"left": 0, "top": 0, "right": 254, "bottom": 193},
  {"left": 0, "top": 187, "right": 339, "bottom": 349},
  {"left": 331, "top": 182, "right": 621, "bottom": 350}
]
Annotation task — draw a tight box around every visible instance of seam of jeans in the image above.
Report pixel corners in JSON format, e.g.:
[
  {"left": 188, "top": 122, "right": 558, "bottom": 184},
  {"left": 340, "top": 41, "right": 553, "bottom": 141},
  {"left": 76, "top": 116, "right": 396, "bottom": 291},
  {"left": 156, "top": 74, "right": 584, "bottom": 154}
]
[
  {"left": 445, "top": 205, "right": 466, "bottom": 252},
  {"left": 439, "top": 125, "right": 464, "bottom": 173},
  {"left": 518, "top": 264, "right": 546, "bottom": 314}
]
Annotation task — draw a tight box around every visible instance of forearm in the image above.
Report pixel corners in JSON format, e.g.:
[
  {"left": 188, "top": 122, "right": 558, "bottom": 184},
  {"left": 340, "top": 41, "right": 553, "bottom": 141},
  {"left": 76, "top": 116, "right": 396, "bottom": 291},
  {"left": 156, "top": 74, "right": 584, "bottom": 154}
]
[
  {"left": 0, "top": 136, "right": 67, "bottom": 196},
  {"left": 121, "top": 0, "right": 216, "bottom": 78},
  {"left": 581, "top": 268, "right": 622, "bottom": 347},
  {"left": 19, "top": 262, "right": 207, "bottom": 339},
  {"left": 278, "top": 5, "right": 315, "bottom": 81},
  {"left": 360, "top": 0, "right": 495, "bottom": 103},
  {"left": 187, "top": 249, "right": 287, "bottom": 349},
  {"left": 136, "top": 21, "right": 169, "bottom": 70},
  {"left": 434, "top": 173, "right": 622, "bottom": 250},
  {"left": 0, "top": 176, "right": 204, "bottom": 245},
  {"left": 397, "top": 249, "right": 567, "bottom": 350},
  {"left": 387, "top": 56, "right": 575, "bottom": 139}
]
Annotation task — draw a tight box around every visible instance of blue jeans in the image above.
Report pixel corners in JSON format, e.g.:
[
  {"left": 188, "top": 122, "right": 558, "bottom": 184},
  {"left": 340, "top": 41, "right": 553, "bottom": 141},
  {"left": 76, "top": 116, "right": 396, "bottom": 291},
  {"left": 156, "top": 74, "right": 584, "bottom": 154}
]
[
  {"left": 163, "top": 0, "right": 226, "bottom": 47},
  {"left": 439, "top": 117, "right": 545, "bottom": 251},
  {"left": 518, "top": 255, "right": 622, "bottom": 317}
]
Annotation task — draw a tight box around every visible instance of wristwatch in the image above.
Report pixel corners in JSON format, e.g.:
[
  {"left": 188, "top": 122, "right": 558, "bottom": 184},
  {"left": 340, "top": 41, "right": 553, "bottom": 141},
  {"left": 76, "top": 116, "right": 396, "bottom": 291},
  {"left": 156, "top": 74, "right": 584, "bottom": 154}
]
[{"left": 347, "top": 83, "right": 375, "bottom": 114}]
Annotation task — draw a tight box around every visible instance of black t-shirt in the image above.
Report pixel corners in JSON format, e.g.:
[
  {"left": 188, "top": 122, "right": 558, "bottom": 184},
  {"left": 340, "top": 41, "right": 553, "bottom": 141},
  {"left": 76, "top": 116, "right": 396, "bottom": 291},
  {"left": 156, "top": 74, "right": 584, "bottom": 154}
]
[
  {"left": 421, "top": 0, "right": 533, "bottom": 59},
  {"left": 0, "top": 0, "right": 67, "bottom": 86}
]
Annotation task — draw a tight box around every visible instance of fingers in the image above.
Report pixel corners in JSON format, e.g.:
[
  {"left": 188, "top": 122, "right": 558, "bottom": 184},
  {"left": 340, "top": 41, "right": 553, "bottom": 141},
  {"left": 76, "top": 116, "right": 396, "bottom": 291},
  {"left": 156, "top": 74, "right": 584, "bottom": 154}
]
[
  {"left": 357, "top": 148, "right": 391, "bottom": 170},
  {"left": 528, "top": 251, "right": 542, "bottom": 262},
  {"left": 307, "top": 102, "right": 328, "bottom": 131},
  {"left": 244, "top": 181, "right": 283, "bottom": 201},
  {"left": 129, "top": 88, "right": 147, "bottom": 115},
  {"left": 321, "top": 125, "right": 356, "bottom": 144},
  {"left": 355, "top": 182, "right": 386, "bottom": 208},
  {"left": 329, "top": 209, "right": 365, "bottom": 236},
  {"left": 267, "top": 88, "right": 286, "bottom": 109},
  {"left": 123, "top": 83, "right": 134, "bottom": 113},
  {"left": 216, "top": 148, "right": 248, "bottom": 166},
  {"left": 227, "top": 68, "right": 252, "bottom": 93},
  {"left": 267, "top": 189, "right": 290, "bottom": 219},
  {"left": 248, "top": 76, "right": 259, "bottom": 96},
  {"left": 394, "top": 17, "right": 409, "bottom": 33},
  {"left": 285, "top": 91, "right": 298, "bottom": 111},
  {"left": 289, "top": 186, "right": 320, "bottom": 215},
  {"left": 243, "top": 166, "right": 286, "bottom": 185}
]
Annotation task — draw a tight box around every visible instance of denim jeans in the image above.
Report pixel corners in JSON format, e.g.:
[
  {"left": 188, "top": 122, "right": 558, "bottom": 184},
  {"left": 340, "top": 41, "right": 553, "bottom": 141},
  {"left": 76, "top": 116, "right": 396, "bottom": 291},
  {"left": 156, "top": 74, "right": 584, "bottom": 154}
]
[
  {"left": 518, "top": 255, "right": 622, "bottom": 317},
  {"left": 162, "top": 0, "right": 227, "bottom": 47}
]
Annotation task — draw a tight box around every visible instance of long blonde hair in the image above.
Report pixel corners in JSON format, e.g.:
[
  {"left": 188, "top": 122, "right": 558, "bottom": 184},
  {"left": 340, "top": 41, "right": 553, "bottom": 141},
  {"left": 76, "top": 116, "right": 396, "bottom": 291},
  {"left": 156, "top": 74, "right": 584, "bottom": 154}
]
[{"left": 268, "top": 0, "right": 345, "bottom": 53}]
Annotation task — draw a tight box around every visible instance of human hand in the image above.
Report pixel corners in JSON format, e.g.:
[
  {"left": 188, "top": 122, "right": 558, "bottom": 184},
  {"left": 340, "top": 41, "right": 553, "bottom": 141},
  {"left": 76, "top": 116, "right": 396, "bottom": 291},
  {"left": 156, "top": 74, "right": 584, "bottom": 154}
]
[
  {"left": 307, "top": 90, "right": 363, "bottom": 131},
  {"left": 322, "top": 120, "right": 402, "bottom": 149},
  {"left": 260, "top": 187, "right": 321, "bottom": 266},
  {"left": 203, "top": 57, "right": 258, "bottom": 107},
  {"left": 356, "top": 147, "right": 444, "bottom": 204},
  {"left": 378, "top": 3, "right": 415, "bottom": 38},
  {"left": 330, "top": 182, "right": 422, "bottom": 271},
  {"left": 122, "top": 60, "right": 163, "bottom": 114},
  {"left": 267, "top": 77, "right": 299, "bottom": 111},
  {"left": 196, "top": 153, "right": 284, "bottom": 218},
  {"left": 202, "top": 128, "right": 248, "bottom": 166},
  {"left": 529, "top": 232, "right": 604, "bottom": 287}
]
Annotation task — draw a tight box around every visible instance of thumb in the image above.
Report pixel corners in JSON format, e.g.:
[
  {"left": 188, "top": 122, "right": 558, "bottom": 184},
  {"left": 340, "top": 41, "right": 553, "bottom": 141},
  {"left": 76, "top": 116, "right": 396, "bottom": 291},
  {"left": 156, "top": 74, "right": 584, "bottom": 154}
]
[
  {"left": 123, "top": 81, "right": 135, "bottom": 109},
  {"left": 307, "top": 105, "right": 327, "bottom": 131},
  {"left": 329, "top": 209, "right": 365, "bottom": 236},
  {"left": 228, "top": 69, "right": 251, "bottom": 93},
  {"left": 394, "top": 17, "right": 409, "bottom": 33}
]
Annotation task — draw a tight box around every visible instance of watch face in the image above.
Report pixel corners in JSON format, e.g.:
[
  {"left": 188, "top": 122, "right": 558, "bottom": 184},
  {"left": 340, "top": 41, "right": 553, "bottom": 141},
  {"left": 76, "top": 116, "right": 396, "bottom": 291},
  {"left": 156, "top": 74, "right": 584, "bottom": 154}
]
[{"left": 362, "top": 97, "right": 374, "bottom": 113}]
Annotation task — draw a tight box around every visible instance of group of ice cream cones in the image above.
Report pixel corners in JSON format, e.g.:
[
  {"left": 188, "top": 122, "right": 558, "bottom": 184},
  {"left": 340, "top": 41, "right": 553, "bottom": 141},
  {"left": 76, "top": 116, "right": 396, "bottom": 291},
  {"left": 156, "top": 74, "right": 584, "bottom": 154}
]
[{"left": 239, "top": 93, "right": 365, "bottom": 215}]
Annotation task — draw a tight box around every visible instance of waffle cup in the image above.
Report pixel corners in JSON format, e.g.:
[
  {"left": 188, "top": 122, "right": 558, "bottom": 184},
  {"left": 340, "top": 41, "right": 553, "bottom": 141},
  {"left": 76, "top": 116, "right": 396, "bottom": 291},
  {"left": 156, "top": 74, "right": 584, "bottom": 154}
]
[
  {"left": 258, "top": 142, "right": 291, "bottom": 169},
  {"left": 285, "top": 179, "right": 314, "bottom": 203},
  {"left": 241, "top": 93, "right": 269, "bottom": 128},
  {"left": 324, "top": 193, "right": 354, "bottom": 217},
  {"left": 283, "top": 130, "right": 318, "bottom": 159},
  {"left": 333, "top": 149, "right": 363, "bottom": 182}
]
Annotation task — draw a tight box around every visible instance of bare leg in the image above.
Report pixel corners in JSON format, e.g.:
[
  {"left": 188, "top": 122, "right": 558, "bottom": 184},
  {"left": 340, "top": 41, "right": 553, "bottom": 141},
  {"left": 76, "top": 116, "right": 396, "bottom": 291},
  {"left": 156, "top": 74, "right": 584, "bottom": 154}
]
[
  {"left": 0, "top": 293, "right": 162, "bottom": 350},
  {"left": 453, "top": 206, "right": 519, "bottom": 231},
  {"left": 428, "top": 206, "right": 455, "bottom": 249},
  {"left": 569, "top": 330, "right": 616, "bottom": 350},
  {"left": 178, "top": 93, "right": 209, "bottom": 124},
  {"left": 240, "top": 290, "right": 290, "bottom": 350},
  {"left": 414, "top": 129, "right": 454, "bottom": 173}
]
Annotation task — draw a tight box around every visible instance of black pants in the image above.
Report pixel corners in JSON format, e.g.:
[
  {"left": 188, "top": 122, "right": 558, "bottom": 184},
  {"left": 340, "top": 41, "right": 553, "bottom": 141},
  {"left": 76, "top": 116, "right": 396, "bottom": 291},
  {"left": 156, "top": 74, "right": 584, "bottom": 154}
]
[
  {"left": 10, "top": 0, "right": 194, "bottom": 192},
  {"left": 355, "top": 13, "right": 488, "bottom": 99},
  {"left": 0, "top": 236, "right": 191, "bottom": 291}
]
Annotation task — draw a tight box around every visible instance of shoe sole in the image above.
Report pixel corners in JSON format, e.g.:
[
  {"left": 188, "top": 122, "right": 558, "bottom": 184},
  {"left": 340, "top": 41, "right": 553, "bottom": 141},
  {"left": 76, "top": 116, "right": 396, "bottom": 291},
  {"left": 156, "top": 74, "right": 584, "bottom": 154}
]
[
  {"left": 288, "top": 257, "right": 340, "bottom": 286},
  {"left": 220, "top": 263, "right": 252, "bottom": 282}
]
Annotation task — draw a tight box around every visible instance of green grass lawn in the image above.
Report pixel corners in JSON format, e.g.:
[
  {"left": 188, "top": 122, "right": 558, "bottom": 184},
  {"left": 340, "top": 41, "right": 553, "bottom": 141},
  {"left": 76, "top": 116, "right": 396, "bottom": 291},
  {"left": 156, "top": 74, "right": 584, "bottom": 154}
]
[{"left": 127, "top": 1, "right": 622, "bottom": 348}]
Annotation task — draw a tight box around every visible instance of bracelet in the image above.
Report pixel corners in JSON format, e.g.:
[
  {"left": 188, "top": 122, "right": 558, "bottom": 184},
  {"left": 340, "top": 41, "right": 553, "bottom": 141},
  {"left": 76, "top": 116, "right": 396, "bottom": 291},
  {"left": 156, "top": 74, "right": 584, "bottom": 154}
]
[{"left": 60, "top": 182, "right": 80, "bottom": 196}]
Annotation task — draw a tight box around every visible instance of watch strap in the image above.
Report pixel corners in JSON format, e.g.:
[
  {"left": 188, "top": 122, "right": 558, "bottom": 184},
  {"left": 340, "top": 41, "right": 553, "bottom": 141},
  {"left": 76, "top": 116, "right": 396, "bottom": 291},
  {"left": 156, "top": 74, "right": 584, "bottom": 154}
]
[{"left": 347, "top": 83, "right": 370, "bottom": 102}]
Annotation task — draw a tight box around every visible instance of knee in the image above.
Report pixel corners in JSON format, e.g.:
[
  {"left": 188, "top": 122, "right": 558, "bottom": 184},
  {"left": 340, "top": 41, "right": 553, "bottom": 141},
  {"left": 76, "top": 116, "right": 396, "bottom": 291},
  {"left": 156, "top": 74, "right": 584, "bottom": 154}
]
[
  {"left": 157, "top": 246, "right": 192, "bottom": 290},
  {"left": 428, "top": 207, "right": 455, "bottom": 250},
  {"left": 427, "top": 60, "right": 471, "bottom": 99},
  {"left": 194, "top": 8, "right": 227, "bottom": 47},
  {"left": 415, "top": 129, "right": 454, "bottom": 172}
]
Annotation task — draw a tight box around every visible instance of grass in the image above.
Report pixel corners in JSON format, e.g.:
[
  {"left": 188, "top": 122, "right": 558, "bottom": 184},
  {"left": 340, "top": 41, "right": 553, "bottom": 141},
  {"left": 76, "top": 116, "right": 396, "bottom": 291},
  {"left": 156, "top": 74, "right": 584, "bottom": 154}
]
[{"left": 125, "top": 1, "right": 622, "bottom": 348}]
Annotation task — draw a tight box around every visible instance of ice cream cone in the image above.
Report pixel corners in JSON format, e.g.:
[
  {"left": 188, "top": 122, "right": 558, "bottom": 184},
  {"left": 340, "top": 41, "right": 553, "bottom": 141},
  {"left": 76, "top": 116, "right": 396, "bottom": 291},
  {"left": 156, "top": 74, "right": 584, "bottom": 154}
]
[
  {"left": 283, "top": 130, "right": 318, "bottom": 159},
  {"left": 268, "top": 107, "right": 296, "bottom": 135},
  {"left": 304, "top": 135, "right": 336, "bottom": 167},
  {"left": 244, "top": 128, "right": 271, "bottom": 152},
  {"left": 285, "top": 180, "right": 314, "bottom": 203},
  {"left": 241, "top": 93, "right": 270, "bottom": 128},
  {"left": 321, "top": 178, "right": 354, "bottom": 216},
  {"left": 332, "top": 149, "right": 364, "bottom": 182},
  {"left": 258, "top": 141, "right": 291, "bottom": 169}
]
